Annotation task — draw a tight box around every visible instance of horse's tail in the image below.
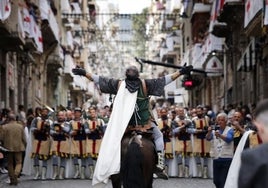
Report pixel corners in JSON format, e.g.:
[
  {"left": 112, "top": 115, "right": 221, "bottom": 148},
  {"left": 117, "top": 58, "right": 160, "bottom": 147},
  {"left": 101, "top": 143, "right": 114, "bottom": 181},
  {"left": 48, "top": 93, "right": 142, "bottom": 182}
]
[{"left": 121, "top": 140, "right": 145, "bottom": 188}]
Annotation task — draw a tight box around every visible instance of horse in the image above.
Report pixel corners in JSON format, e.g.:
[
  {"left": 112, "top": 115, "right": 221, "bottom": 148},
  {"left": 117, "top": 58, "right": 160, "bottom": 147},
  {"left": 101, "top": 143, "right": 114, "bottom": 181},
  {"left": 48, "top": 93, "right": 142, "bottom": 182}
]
[{"left": 111, "top": 130, "right": 156, "bottom": 188}]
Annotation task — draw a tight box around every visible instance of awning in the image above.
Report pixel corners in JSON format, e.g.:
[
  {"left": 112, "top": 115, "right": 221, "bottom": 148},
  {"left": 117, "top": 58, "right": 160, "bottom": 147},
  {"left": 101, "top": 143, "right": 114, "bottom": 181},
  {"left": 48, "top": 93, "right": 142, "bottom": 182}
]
[
  {"left": 0, "top": 0, "right": 11, "bottom": 21},
  {"left": 204, "top": 56, "right": 223, "bottom": 77}
]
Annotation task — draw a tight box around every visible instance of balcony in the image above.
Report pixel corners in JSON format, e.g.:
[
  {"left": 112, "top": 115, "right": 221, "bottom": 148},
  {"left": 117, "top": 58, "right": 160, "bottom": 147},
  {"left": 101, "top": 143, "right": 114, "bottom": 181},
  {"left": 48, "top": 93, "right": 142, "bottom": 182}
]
[
  {"left": 63, "top": 53, "right": 75, "bottom": 82},
  {"left": 47, "top": 45, "right": 64, "bottom": 69},
  {"left": 0, "top": 2, "right": 25, "bottom": 50},
  {"left": 39, "top": 0, "right": 59, "bottom": 51},
  {"left": 0, "top": 21, "right": 10, "bottom": 35},
  {"left": 191, "top": 3, "right": 211, "bottom": 44},
  {"left": 217, "top": 0, "right": 244, "bottom": 24},
  {"left": 23, "top": 11, "right": 43, "bottom": 52}
]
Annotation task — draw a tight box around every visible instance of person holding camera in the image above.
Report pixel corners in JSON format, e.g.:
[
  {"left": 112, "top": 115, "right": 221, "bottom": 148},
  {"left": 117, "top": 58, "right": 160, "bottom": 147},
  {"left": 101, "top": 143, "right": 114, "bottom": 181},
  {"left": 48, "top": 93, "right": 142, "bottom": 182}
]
[{"left": 206, "top": 112, "right": 234, "bottom": 188}]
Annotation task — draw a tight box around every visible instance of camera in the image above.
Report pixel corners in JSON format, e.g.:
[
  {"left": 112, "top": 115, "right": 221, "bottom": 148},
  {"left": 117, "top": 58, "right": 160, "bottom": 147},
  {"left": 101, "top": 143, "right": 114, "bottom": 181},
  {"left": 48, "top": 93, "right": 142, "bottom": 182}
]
[{"left": 211, "top": 124, "right": 220, "bottom": 131}]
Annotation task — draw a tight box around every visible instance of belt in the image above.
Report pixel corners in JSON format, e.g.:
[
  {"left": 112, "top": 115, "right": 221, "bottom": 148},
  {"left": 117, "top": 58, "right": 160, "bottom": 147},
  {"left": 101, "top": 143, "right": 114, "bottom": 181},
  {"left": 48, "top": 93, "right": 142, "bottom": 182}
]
[{"left": 126, "top": 124, "right": 152, "bottom": 132}]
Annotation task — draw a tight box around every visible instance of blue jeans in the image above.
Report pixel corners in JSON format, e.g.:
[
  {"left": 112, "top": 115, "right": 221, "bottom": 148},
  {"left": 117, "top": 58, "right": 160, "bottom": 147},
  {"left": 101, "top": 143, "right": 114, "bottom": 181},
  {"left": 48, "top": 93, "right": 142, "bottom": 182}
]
[{"left": 213, "top": 158, "right": 232, "bottom": 188}]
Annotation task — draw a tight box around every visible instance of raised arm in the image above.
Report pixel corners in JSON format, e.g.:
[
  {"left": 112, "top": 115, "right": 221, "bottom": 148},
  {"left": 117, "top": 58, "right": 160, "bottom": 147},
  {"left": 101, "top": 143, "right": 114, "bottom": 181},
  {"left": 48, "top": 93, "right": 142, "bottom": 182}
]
[
  {"left": 169, "top": 65, "right": 193, "bottom": 83},
  {"left": 72, "top": 67, "right": 94, "bottom": 81}
]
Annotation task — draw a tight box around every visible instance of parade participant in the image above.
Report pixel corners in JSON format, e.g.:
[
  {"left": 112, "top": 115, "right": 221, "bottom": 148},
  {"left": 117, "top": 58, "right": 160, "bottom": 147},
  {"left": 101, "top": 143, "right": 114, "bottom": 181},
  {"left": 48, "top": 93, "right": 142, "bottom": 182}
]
[
  {"left": 50, "top": 111, "right": 70, "bottom": 180},
  {"left": 17, "top": 105, "right": 27, "bottom": 126},
  {"left": 149, "top": 99, "right": 167, "bottom": 179},
  {"left": 72, "top": 64, "right": 193, "bottom": 186},
  {"left": 192, "top": 105, "right": 211, "bottom": 178},
  {"left": 66, "top": 109, "right": 74, "bottom": 122},
  {"left": 70, "top": 107, "right": 90, "bottom": 179},
  {"left": 189, "top": 108, "right": 197, "bottom": 119},
  {"left": 206, "top": 113, "right": 234, "bottom": 188},
  {"left": 0, "top": 113, "right": 27, "bottom": 185},
  {"left": 225, "top": 116, "right": 261, "bottom": 188},
  {"left": 157, "top": 107, "right": 172, "bottom": 176},
  {"left": 238, "top": 99, "right": 268, "bottom": 188},
  {"left": 173, "top": 107, "right": 192, "bottom": 178},
  {"left": 231, "top": 111, "right": 245, "bottom": 152},
  {"left": 85, "top": 106, "right": 105, "bottom": 179},
  {"left": 30, "top": 107, "right": 52, "bottom": 180}
]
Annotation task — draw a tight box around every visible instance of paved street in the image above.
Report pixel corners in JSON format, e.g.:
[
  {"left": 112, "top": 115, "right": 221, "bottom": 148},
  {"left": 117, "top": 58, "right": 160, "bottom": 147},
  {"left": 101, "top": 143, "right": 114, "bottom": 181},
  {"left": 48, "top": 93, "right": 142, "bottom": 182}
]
[{"left": 0, "top": 174, "right": 215, "bottom": 188}]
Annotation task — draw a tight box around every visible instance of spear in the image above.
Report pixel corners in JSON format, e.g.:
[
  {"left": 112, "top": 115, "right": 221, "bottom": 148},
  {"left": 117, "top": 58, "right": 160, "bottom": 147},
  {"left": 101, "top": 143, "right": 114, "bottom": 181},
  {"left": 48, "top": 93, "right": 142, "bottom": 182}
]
[{"left": 135, "top": 57, "right": 219, "bottom": 75}]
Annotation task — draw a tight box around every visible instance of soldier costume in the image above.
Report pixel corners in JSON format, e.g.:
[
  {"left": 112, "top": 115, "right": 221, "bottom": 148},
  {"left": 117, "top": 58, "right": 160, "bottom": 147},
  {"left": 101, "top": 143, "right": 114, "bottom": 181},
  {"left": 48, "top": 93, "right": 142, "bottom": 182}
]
[
  {"left": 70, "top": 108, "right": 90, "bottom": 179},
  {"left": 30, "top": 107, "right": 52, "bottom": 180},
  {"left": 173, "top": 107, "right": 192, "bottom": 178},
  {"left": 192, "top": 106, "right": 211, "bottom": 178},
  {"left": 85, "top": 107, "right": 105, "bottom": 179},
  {"left": 50, "top": 111, "right": 70, "bottom": 180}
]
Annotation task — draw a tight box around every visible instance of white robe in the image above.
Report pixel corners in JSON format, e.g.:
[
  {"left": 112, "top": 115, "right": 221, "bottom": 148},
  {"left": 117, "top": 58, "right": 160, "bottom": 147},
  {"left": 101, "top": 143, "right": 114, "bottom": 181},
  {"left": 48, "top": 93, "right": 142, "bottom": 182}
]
[
  {"left": 224, "top": 130, "right": 253, "bottom": 188},
  {"left": 92, "top": 81, "right": 137, "bottom": 187}
]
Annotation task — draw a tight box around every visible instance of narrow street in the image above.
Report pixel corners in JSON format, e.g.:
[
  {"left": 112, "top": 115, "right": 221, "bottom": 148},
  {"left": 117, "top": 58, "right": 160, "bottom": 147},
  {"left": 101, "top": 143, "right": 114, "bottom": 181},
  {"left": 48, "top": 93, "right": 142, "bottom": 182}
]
[{"left": 0, "top": 174, "right": 215, "bottom": 188}]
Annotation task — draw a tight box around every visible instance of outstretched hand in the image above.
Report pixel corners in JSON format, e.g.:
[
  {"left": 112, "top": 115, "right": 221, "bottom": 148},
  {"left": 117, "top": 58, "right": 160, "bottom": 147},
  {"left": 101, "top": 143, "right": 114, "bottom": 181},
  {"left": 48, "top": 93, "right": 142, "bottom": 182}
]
[
  {"left": 72, "top": 67, "right": 86, "bottom": 76},
  {"left": 179, "top": 65, "right": 193, "bottom": 75}
]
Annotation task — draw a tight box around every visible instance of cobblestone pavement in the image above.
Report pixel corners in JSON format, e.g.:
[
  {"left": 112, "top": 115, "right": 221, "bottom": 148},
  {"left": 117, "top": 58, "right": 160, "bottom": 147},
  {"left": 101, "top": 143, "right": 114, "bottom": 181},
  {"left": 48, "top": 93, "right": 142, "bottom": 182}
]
[{"left": 0, "top": 174, "right": 215, "bottom": 188}]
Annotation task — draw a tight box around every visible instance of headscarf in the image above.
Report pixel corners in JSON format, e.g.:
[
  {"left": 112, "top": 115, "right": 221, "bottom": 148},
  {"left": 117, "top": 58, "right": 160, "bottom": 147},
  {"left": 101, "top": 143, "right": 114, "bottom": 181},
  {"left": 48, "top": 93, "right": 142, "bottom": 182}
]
[{"left": 125, "top": 66, "right": 141, "bottom": 93}]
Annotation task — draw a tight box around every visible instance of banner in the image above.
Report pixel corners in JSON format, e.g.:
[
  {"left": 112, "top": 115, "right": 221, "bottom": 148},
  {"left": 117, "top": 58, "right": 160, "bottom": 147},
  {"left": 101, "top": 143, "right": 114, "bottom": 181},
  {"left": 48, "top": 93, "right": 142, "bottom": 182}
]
[
  {"left": 244, "top": 0, "right": 263, "bottom": 28},
  {"left": 0, "top": 0, "right": 11, "bottom": 21}
]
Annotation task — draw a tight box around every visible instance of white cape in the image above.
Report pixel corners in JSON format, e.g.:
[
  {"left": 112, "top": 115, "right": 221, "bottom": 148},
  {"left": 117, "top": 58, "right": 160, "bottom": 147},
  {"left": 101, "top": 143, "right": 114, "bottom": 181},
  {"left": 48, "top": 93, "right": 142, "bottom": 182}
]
[
  {"left": 92, "top": 81, "right": 137, "bottom": 187},
  {"left": 224, "top": 130, "right": 253, "bottom": 188}
]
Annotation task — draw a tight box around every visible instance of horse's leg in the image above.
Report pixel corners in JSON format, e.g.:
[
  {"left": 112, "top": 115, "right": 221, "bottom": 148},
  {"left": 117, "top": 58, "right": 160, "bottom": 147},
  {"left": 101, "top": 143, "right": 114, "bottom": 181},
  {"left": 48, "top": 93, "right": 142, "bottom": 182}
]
[
  {"left": 111, "top": 174, "right": 121, "bottom": 188},
  {"left": 142, "top": 138, "right": 156, "bottom": 188}
]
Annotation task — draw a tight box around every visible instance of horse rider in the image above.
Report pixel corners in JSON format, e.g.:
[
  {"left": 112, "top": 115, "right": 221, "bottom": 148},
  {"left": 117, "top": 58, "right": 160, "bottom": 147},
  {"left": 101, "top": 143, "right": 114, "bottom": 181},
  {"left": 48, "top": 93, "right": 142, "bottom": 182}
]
[{"left": 72, "top": 64, "right": 193, "bottom": 186}]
